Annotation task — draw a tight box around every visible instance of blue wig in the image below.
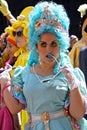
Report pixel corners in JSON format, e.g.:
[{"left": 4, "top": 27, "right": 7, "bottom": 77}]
[{"left": 27, "top": 1, "right": 73, "bottom": 74}]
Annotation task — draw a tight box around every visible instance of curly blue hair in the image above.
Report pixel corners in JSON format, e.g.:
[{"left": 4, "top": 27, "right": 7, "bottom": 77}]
[{"left": 27, "top": 1, "right": 73, "bottom": 74}]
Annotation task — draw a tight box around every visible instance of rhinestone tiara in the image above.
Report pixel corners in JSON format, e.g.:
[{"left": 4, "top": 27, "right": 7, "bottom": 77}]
[{"left": 35, "top": 6, "right": 64, "bottom": 31}]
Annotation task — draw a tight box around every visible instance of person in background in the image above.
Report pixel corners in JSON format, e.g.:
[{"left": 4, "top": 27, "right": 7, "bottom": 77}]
[
  {"left": 8, "top": 5, "right": 33, "bottom": 128},
  {"left": 2, "top": 15, "right": 29, "bottom": 129},
  {"left": 8, "top": 7, "right": 33, "bottom": 129},
  {"left": 68, "top": 34, "right": 78, "bottom": 52},
  {"left": 10, "top": 15, "right": 30, "bottom": 130},
  {"left": 0, "top": 0, "right": 16, "bottom": 68},
  {"left": 0, "top": 32, "right": 9, "bottom": 68},
  {"left": 69, "top": 4, "right": 87, "bottom": 68},
  {"left": 1, "top": 1, "right": 33, "bottom": 74},
  {"left": 78, "top": 5, "right": 87, "bottom": 88},
  {"left": 0, "top": 33, "right": 7, "bottom": 57},
  {"left": 0, "top": 32, "right": 21, "bottom": 130},
  {"left": 0, "top": 1, "right": 33, "bottom": 129},
  {"left": 0, "top": 1, "right": 87, "bottom": 130},
  {"left": 79, "top": 46, "right": 87, "bottom": 86},
  {"left": 5, "top": 35, "right": 19, "bottom": 68}
]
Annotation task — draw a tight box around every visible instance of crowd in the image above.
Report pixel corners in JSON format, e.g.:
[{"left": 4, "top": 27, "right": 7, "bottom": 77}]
[{"left": 0, "top": 0, "right": 87, "bottom": 130}]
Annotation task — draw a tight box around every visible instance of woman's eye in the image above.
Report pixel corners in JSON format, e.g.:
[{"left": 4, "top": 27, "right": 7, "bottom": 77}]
[
  {"left": 51, "top": 41, "right": 58, "bottom": 47},
  {"left": 40, "top": 42, "right": 47, "bottom": 47},
  {"left": 8, "top": 44, "right": 12, "bottom": 48}
]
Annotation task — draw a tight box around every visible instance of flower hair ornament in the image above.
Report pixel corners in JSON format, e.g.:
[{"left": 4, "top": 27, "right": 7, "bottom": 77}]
[
  {"left": 35, "top": 6, "right": 65, "bottom": 32},
  {"left": 77, "top": 4, "right": 87, "bottom": 18}
]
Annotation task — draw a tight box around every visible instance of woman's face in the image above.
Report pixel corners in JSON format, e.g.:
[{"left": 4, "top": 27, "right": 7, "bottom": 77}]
[
  {"left": 37, "top": 32, "right": 59, "bottom": 64},
  {"left": 0, "top": 38, "right": 6, "bottom": 52},
  {"left": 13, "top": 27, "right": 27, "bottom": 48},
  {"left": 6, "top": 42, "right": 18, "bottom": 57}
]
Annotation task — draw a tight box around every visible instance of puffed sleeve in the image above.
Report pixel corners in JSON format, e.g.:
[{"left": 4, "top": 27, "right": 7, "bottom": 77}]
[
  {"left": 11, "top": 66, "right": 26, "bottom": 106},
  {"left": 73, "top": 67, "right": 87, "bottom": 95}
]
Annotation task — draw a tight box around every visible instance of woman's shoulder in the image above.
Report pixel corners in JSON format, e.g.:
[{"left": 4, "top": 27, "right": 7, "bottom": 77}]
[
  {"left": 73, "top": 67, "right": 87, "bottom": 95},
  {"left": 73, "top": 67, "right": 86, "bottom": 81},
  {"left": 73, "top": 67, "right": 86, "bottom": 86},
  {"left": 73, "top": 67, "right": 84, "bottom": 77}
]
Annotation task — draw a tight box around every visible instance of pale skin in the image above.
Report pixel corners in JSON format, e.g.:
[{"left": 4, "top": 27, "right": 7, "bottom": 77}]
[
  {"left": 0, "top": 32, "right": 85, "bottom": 120},
  {"left": 6, "top": 41, "right": 18, "bottom": 58},
  {"left": 82, "top": 18, "right": 87, "bottom": 42},
  {"left": 14, "top": 27, "right": 28, "bottom": 48}
]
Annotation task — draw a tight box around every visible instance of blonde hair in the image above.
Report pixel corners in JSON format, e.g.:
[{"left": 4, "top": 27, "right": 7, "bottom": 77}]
[
  {"left": 5, "top": 26, "right": 16, "bottom": 42},
  {"left": 12, "top": 15, "right": 29, "bottom": 43}
]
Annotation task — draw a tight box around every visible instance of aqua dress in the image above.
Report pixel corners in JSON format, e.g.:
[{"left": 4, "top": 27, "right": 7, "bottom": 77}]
[{"left": 11, "top": 64, "right": 87, "bottom": 130}]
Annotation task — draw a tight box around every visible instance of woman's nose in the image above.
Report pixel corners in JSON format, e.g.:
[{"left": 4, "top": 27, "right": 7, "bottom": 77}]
[{"left": 46, "top": 45, "right": 52, "bottom": 51}]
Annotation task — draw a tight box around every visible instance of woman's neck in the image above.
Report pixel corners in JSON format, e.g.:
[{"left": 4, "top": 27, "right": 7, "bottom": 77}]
[
  {"left": 40, "top": 61, "right": 54, "bottom": 69},
  {"left": 33, "top": 63, "right": 55, "bottom": 76}
]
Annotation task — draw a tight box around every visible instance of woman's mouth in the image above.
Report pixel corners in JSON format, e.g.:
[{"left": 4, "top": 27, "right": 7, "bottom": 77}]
[{"left": 46, "top": 53, "right": 54, "bottom": 60}]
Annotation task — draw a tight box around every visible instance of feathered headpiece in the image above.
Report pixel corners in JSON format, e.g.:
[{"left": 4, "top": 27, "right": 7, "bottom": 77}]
[
  {"left": 35, "top": 6, "right": 65, "bottom": 32},
  {"left": 27, "top": 1, "right": 72, "bottom": 73}
]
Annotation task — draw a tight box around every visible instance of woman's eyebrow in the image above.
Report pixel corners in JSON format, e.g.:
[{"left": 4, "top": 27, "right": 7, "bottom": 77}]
[
  {"left": 52, "top": 40, "right": 57, "bottom": 42},
  {"left": 50, "top": 40, "right": 58, "bottom": 43},
  {"left": 40, "top": 40, "right": 57, "bottom": 42}
]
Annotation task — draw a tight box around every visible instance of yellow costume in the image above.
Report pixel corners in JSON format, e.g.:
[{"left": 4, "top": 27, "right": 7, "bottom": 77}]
[
  {"left": 10, "top": 48, "right": 29, "bottom": 76},
  {"left": 5, "top": 15, "right": 30, "bottom": 130},
  {"left": 69, "top": 38, "right": 87, "bottom": 67},
  {"left": 69, "top": 13, "right": 87, "bottom": 68}
]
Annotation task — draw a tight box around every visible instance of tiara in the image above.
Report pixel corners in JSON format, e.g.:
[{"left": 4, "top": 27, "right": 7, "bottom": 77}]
[{"left": 35, "top": 6, "right": 64, "bottom": 31}]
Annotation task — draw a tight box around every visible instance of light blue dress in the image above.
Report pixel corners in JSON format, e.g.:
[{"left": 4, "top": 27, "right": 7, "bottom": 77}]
[{"left": 11, "top": 64, "right": 87, "bottom": 130}]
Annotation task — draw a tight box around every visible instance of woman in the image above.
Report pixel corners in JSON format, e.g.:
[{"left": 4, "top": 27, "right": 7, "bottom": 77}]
[
  {"left": 79, "top": 46, "right": 87, "bottom": 120},
  {"left": 5, "top": 35, "right": 19, "bottom": 68},
  {"left": 69, "top": 4, "right": 87, "bottom": 68},
  {"left": 10, "top": 13, "right": 33, "bottom": 130},
  {"left": 0, "top": 32, "right": 9, "bottom": 68},
  {"left": 0, "top": 1, "right": 87, "bottom": 130},
  {"left": 79, "top": 46, "right": 87, "bottom": 85},
  {"left": 10, "top": 14, "right": 31, "bottom": 75},
  {"left": 5, "top": 14, "right": 32, "bottom": 129},
  {"left": 0, "top": 34, "right": 20, "bottom": 130}
]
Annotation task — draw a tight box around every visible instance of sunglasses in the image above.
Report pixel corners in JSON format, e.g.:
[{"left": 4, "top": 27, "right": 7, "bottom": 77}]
[{"left": 13, "top": 30, "right": 23, "bottom": 37}]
